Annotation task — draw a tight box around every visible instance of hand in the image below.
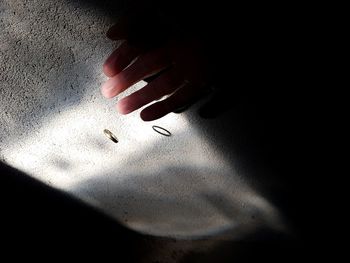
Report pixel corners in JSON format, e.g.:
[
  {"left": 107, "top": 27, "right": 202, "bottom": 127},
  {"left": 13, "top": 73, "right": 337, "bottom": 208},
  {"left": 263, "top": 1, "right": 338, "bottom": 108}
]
[{"left": 101, "top": 11, "right": 211, "bottom": 121}]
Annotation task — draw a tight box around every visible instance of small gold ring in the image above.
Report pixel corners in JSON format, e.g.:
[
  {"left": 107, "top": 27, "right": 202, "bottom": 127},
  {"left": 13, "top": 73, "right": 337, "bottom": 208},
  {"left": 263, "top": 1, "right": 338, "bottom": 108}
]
[
  {"left": 103, "top": 129, "right": 118, "bottom": 143},
  {"left": 152, "top": 125, "right": 171, "bottom": 137}
]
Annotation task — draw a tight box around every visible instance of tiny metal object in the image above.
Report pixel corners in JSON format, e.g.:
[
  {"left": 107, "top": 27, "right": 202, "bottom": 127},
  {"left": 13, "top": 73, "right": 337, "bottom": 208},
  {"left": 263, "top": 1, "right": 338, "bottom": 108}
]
[
  {"left": 103, "top": 129, "right": 118, "bottom": 143},
  {"left": 152, "top": 125, "right": 171, "bottom": 137}
]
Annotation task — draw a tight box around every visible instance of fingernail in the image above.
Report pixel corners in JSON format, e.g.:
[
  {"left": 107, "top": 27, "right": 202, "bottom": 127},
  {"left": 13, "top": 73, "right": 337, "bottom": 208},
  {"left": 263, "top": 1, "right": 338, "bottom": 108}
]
[
  {"left": 101, "top": 79, "right": 114, "bottom": 90},
  {"left": 102, "top": 83, "right": 113, "bottom": 90},
  {"left": 100, "top": 80, "right": 115, "bottom": 98}
]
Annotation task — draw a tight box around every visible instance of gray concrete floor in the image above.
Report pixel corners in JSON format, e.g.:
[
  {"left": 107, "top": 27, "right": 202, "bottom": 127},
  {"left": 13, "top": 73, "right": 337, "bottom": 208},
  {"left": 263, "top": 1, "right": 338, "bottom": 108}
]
[{"left": 0, "top": 0, "right": 286, "bottom": 248}]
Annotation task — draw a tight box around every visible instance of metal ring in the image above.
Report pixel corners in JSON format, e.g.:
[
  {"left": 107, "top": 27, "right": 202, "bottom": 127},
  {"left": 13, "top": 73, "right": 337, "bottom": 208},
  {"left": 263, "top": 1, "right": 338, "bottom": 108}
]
[
  {"left": 103, "top": 129, "right": 118, "bottom": 143},
  {"left": 152, "top": 125, "right": 171, "bottom": 137}
]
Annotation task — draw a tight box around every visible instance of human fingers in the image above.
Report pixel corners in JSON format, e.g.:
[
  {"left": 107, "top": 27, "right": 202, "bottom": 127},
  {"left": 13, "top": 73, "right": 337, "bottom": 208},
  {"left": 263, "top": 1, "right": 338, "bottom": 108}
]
[
  {"left": 103, "top": 41, "right": 140, "bottom": 77},
  {"left": 116, "top": 68, "right": 182, "bottom": 114},
  {"left": 101, "top": 48, "right": 172, "bottom": 99},
  {"left": 140, "top": 82, "right": 201, "bottom": 121}
]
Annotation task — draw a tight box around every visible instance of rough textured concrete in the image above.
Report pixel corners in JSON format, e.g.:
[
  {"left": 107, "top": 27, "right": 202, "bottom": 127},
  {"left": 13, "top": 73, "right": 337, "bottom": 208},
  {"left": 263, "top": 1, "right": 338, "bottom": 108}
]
[{"left": 0, "top": 0, "right": 286, "bottom": 242}]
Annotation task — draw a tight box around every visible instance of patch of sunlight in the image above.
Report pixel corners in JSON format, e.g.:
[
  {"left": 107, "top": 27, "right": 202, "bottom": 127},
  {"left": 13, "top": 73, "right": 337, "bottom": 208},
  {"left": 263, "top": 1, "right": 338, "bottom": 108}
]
[{"left": 3, "top": 81, "right": 200, "bottom": 190}]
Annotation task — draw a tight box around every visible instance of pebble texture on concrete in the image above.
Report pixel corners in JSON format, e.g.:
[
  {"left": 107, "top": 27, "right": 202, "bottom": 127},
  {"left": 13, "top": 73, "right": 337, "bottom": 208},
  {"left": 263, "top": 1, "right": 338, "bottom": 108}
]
[{"left": 0, "top": 0, "right": 285, "bottom": 239}]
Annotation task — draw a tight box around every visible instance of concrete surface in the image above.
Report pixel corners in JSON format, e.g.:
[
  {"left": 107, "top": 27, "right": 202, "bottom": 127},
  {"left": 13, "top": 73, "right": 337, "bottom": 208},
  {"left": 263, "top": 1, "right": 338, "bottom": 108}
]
[{"left": 0, "top": 0, "right": 286, "bottom": 240}]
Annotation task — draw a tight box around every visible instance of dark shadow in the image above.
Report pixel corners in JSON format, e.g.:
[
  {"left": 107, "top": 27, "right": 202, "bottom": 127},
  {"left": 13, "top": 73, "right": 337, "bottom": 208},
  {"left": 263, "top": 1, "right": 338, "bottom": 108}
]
[
  {"left": 0, "top": 161, "right": 150, "bottom": 260},
  {"left": 189, "top": 88, "right": 313, "bottom": 243},
  {"left": 179, "top": 240, "right": 306, "bottom": 263}
]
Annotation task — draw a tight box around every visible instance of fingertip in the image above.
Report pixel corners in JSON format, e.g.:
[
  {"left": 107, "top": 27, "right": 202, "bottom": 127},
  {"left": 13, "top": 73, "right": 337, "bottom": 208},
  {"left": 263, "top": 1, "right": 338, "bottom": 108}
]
[
  {"left": 140, "top": 111, "right": 153, "bottom": 121},
  {"left": 140, "top": 108, "right": 159, "bottom": 122},
  {"left": 116, "top": 100, "right": 131, "bottom": 115},
  {"left": 102, "top": 63, "right": 115, "bottom": 77},
  {"left": 101, "top": 82, "right": 116, "bottom": 99},
  {"left": 103, "top": 51, "right": 120, "bottom": 77},
  {"left": 100, "top": 86, "right": 111, "bottom": 99}
]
